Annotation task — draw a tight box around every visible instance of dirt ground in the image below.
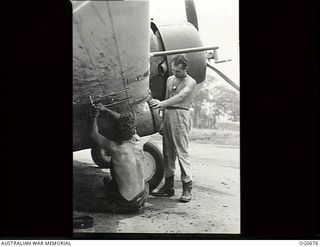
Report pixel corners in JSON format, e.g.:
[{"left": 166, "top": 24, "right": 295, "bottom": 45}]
[{"left": 73, "top": 139, "right": 240, "bottom": 234}]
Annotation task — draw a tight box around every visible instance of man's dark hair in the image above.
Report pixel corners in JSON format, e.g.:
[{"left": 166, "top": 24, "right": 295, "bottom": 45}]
[
  {"left": 115, "top": 114, "right": 136, "bottom": 141},
  {"left": 172, "top": 54, "right": 189, "bottom": 69}
]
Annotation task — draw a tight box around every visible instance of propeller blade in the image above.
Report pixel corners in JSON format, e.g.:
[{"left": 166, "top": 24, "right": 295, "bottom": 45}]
[
  {"left": 185, "top": 0, "right": 199, "bottom": 30},
  {"left": 207, "top": 63, "right": 240, "bottom": 92}
]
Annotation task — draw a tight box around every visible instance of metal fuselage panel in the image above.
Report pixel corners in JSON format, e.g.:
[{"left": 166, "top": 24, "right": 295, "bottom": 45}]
[
  {"left": 72, "top": 1, "right": 162, "bottom": 151},
  {"left": 73, "top": 1, "right": 150, "bottom": 105}
]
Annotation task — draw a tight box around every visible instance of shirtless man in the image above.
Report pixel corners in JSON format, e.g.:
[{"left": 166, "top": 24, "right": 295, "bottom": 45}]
[
  {"left": 90, "top": 103, "right": 149, "bottom": 213},
  {"left": 150, "top": 54, "right": 196, "bottom": 202}
]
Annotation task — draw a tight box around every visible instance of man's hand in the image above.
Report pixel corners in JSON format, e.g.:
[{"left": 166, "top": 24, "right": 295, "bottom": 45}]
[
  {"left": 150, "top": 99, "right": 165, "bottom": 109},
  {"left": 90, "top": 105, "right": 100, "bottom": 119},
  {"left": 95, "top": 103, "right": 108, "bottom": 111}
]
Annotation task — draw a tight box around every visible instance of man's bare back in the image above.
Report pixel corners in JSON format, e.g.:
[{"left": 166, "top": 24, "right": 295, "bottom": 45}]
[
  {"left": 108, "top": 135, "right": 148, "bottom": 201},
  {"left": 89, "top": 103, "right": 149, "bottom": 213}
]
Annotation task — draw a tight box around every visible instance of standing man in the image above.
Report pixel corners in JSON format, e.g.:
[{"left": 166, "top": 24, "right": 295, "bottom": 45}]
[{"left": 149, "top": 54, "right": 196, "bottom": 203}]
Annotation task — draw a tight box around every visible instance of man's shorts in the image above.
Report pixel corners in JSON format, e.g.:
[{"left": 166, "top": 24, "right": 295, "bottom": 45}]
[{"left": 104, "top": 178, "right": 149, "bottom": 214}]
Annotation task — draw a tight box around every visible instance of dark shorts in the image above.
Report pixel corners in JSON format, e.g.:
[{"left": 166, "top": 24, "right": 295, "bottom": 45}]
[{"left": 104, "top": 167, "right": 149, "bottom": 214}]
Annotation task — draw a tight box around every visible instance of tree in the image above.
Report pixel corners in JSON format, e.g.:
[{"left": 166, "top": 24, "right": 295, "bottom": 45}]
[
  {"left": 190, "top": 74, "right": 216, "bottom": 128},
  {"left": 191, "top": 77, "right": 239, "bottom": 129},
  {"left": 210, "top": 85, "right": 239, "bottom": 122}
]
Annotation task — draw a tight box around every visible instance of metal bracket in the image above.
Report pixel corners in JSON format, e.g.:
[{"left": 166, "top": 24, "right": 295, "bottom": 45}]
[{"left": 205, "top": 49, "right": 232, "bottom": 64}]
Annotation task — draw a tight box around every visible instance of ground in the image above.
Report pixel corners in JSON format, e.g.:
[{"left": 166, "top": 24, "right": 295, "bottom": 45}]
[{"left": 73, "top": 138, "right": 240, "bottom": 234}]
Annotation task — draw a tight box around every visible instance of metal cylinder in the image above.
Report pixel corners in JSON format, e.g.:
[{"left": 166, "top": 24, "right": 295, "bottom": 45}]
[{"left": 150, "top": 21, "right": 207, "bottom": 84}]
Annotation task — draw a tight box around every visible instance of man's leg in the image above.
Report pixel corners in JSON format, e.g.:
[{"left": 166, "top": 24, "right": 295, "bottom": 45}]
[
  {"left": 102, "top": 165, "right": 123, "bottom": 211},
  {"left": 171, "top": 110, "right": 193, "bottom": 202},
  {"left": 105, "top": 198, "right": 145, "bottom": 214},
  {"left": 103, "top": 175, "right": 113, "bottom": 188},
  {"left": 152, "top": 111, "right": 176, "bottom": 197},
  {"left": 102, "top": 165, "right": 117, "bottom": 192}
]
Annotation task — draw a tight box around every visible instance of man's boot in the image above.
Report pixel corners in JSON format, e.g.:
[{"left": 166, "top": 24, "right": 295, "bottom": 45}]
[
  {"left": 180, "top": 181, "right": 192, "bottom": 202},
  {"left": 151, "top": 176, "right": 174, "bottom": 197}
]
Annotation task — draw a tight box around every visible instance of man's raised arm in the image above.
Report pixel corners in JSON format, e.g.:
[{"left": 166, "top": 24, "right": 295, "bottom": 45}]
[
  {"left": 96, "top": 103, "right": 121, "bottom": 121},
  {"left": 89, "top": 105, "right": 112, "bottom": 153}
]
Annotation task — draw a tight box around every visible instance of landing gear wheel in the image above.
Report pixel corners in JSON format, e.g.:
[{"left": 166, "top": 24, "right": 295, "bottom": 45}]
[
  {"left": 90, "top": 142, "right": 164, "bottom": 191},
  {"left": 91, "top": 147, "right": 111, "bottom": 169},
  {"left": 143, "top": 142, "right": 164, "bottom": 192}
]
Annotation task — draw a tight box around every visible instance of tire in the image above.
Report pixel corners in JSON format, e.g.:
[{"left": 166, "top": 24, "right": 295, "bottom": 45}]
[
  {"left": 143, "top": 142, "right": 164, "bottom": 192},
  {"left": 91, "top": 147, "right": 111, "bottom": 168},
  {"left": 90, "top": 142, "right": 164, "bottom": 191}
]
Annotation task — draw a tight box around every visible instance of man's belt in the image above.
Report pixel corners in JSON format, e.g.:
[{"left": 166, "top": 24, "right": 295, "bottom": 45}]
[{"left": 166, "top": 106, "right": 189, "bottom": 110}]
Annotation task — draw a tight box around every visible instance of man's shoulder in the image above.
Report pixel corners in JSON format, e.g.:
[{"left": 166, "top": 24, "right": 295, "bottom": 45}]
[
  {"left": 186, "top": 74, "right": 196, "bottom": 83},
  {"left": 109, "top": 140, "right": 121, "bottom": 151},
  {"left": 132, "top": 134, "right": 150, "bottom": 146},
  {"left": 167, "top": 75, "right": 175, "bottom": 81},
  {"left": 185, "top": 75, "right": 196, "bottom": 87}
]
